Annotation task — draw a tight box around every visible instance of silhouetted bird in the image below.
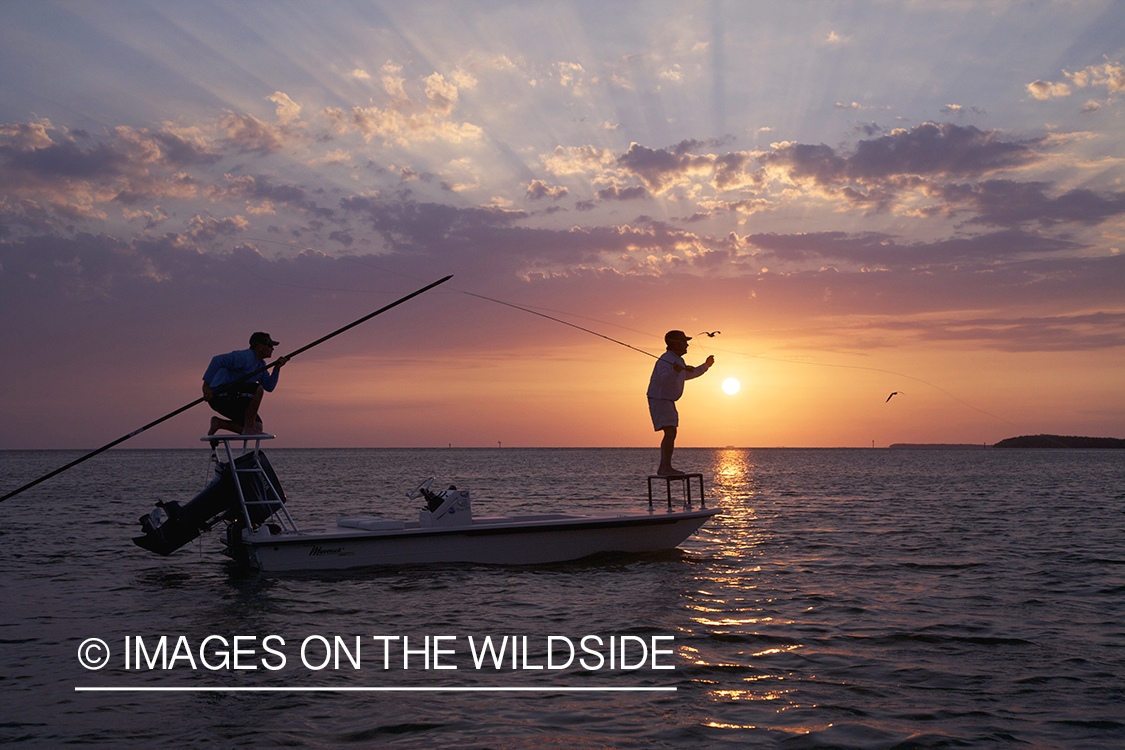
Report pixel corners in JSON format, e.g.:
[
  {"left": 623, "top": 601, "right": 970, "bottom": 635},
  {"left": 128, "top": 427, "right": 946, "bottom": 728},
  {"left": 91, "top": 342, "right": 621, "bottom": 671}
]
[
  {"left": 698, "top": 331, "right": 721, "bottom": 338},
  {"left": 886, "top": 392, "right": 902, "bottom": 402}
]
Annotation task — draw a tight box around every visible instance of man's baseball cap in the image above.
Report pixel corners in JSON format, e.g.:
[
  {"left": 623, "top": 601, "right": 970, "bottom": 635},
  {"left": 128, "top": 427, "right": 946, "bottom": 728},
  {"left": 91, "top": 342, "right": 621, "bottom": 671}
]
[
  {"left": 664, "top": 330, "right": 691, "bottom": 344},
  {"left": 250, "top": 332, "right": 279, "bottom": 347}
]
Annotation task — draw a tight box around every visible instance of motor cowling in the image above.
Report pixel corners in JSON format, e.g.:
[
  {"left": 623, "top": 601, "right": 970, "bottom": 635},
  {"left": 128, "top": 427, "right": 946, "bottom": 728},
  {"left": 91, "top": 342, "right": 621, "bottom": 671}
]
[{"left": 132, "top": 451, "right": 284, "bottom": 555}]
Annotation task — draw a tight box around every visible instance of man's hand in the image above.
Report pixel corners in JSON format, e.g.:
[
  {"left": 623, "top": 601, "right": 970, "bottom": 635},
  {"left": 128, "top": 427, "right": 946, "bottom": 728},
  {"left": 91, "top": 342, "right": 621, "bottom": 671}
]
[
  {"left": 705, "top": 355, "right": 715, "bottom": 367},
  {"left": 202, "top": 382, "right": 213, "bottom": 401},
  {"left": 274, "top": 356, "right": 290, "bottom": 368}
]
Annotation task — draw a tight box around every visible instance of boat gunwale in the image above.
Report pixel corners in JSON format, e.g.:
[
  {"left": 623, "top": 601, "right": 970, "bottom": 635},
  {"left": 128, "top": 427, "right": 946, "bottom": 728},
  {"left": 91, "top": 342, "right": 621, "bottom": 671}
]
[{"left": 246, "top": 507, "right": 722, "bottom": 547}]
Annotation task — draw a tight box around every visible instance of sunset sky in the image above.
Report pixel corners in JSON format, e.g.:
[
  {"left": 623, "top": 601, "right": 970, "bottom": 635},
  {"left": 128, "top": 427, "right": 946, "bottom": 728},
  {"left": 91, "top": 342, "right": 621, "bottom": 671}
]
[{"left": 1, "top": 0, "right": 1123, "bottom": 451}]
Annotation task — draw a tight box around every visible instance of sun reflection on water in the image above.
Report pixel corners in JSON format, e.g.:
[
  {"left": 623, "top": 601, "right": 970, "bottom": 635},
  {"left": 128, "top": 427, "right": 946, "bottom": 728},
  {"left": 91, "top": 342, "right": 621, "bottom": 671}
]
[{"left": 680, "top": 448, "right": 822, "bottom": 734}]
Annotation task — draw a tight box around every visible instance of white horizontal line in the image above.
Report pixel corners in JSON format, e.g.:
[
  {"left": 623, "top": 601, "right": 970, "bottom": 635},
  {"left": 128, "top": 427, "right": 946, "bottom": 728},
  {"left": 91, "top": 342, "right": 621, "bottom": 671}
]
[{"left": 75, "top": 686, "right": 675, "bottom": 693}]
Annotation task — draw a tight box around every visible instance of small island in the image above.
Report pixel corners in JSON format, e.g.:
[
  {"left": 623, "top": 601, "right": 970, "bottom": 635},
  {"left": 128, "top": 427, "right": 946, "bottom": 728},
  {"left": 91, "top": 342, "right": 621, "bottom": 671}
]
[{"left": 993, "top": 435, "right": 1125, "bottom": 449}]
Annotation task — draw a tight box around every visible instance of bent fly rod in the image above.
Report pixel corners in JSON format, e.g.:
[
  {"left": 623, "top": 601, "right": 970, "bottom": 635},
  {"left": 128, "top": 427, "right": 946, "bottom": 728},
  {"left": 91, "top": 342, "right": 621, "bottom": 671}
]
[{"left": 0, "top": 274, "right": 453, "bottom": 504}]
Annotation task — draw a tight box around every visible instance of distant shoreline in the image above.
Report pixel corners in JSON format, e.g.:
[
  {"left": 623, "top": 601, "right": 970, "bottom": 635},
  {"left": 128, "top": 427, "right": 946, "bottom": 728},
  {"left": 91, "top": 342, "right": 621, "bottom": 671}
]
[{"left": 992, "top": 435, "right": 1125, "bottom": 449}]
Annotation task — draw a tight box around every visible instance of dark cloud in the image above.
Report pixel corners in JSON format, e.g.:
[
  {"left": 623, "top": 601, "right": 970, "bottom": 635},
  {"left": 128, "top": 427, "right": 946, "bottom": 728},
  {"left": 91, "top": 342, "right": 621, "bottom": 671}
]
[
  {"left": 596, "top": 185, "right": 647, "bottom": 201},
  {"left": 938, "top": 180, "right": 1125, "bottom": 227},
  {"left": 616, "top": 142, "right": 714, "bottom": 192},
  {"left": 712, "top": 152, "right": 754, "bottom": 190},
  {"left": 208, "top": 174, "right": 334, "bottom": 218},
  {"left": 761, "top": 122, "right": 1042, "bottom": 187},
  {"left": 910, "top": 311, "right": 1125, "bottom": 352},
  {"left": 668, "top": 136, "right": 733, "bottom": 155},
  {"left": 151, "top": 130, "right": 222, "bottom": 166},
  {"left": 848, "top": 123, "right": 1040, "bottom": 179},
  {"left": 525, "top": 179, "right": 568, "bottom": 200},
  {"left": 746, "top": 228, "right": 1081, "bottom": 268},
  {"left": 340, "top": 197, "right": 529, "bottom": 254},
  {"left": 1, "top": 139, "right": 130, "bottom": 179},
  {"left": 612, "top": 123, "right": 1039, "bottom": 204}
]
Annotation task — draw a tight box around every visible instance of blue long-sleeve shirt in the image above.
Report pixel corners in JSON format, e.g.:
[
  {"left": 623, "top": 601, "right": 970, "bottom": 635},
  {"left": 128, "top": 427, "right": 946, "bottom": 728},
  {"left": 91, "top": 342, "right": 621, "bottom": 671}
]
[{"left": 202, "top": 349, "right": 281, "bottom": 391}]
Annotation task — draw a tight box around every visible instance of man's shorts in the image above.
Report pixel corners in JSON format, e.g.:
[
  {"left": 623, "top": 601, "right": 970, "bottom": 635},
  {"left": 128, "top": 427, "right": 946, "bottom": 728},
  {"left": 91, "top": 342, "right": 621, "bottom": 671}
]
[
  {"left": 209, "top": 383, "right": 262, "bottom": 424},
  {"left": 648, "top": 397, "right": 678, "bottom": 431}
]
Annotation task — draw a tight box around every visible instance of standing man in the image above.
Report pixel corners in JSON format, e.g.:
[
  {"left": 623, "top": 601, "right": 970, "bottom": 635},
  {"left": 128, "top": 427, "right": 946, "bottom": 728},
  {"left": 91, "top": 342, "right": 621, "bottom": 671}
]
[
  {"left": 203, "top": 332, "right": 289, "bottom": 436},
  {"left": 647, "top": 330, "right": 714, "bottom": 475}
]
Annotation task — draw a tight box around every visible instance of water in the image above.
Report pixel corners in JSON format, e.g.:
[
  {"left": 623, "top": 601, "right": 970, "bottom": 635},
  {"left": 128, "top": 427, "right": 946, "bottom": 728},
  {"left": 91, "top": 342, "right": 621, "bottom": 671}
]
[{"left": 1, "top": 447, "right": 1122, "bottom": 748}]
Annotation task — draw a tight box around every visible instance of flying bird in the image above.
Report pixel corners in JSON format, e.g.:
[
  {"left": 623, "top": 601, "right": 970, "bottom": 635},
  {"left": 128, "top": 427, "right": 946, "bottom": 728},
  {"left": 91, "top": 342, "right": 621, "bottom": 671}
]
[
  {"left": 886, "top": 391, "right": 902, "bottom": 402},
  {"left": 698, "top": 331, "right": 721, "bottom": 338}
]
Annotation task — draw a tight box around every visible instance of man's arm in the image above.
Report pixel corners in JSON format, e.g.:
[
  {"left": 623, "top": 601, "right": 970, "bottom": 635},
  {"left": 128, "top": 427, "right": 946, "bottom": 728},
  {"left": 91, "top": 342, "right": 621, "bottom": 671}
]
[
  {"left": 684, "top": 355, "right": 715, "bottom": 379},
  {"left": 259, "top": 356, "right": 290, "bottom": 392}
]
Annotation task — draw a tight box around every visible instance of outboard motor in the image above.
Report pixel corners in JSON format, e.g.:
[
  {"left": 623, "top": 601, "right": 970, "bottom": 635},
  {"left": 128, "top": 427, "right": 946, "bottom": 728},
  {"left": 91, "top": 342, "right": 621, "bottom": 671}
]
[{"left": 132, "top": 451, "right": 284, "bottom": 556}]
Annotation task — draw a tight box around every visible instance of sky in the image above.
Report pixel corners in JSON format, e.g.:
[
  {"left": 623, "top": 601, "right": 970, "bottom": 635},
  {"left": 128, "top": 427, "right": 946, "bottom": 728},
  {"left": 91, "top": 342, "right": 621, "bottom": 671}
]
[{"left": 1, "top": 0, "right": 1123, "bottom": 451}]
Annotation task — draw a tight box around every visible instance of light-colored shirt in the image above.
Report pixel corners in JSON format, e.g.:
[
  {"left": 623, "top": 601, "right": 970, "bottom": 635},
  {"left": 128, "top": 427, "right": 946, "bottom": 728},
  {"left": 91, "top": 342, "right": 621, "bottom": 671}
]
[
  {"left": 202, "top": 348, "right": 281, "bottom": 391},
  {"left": 646, "top": 350, "right": 709, "bottom": 401}
]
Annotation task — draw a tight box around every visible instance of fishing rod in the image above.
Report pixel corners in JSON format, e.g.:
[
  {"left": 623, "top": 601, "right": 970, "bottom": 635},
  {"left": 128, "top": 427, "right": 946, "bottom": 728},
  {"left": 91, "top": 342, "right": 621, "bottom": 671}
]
[
  {"left": 0, "top": 274, "right": 452, "bottom": 504},
  {"left": 460, "top": 291, "right": 659, "bottom": 361}
]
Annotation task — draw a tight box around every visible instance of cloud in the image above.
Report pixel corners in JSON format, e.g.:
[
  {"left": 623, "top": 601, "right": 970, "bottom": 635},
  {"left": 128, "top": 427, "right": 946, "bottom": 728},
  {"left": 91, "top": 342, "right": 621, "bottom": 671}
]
[
  {"left": 827, "top": 123, "right": 1040, "bottom": 180},
  {"left": 149, "top": 127, "right": 222, "bottom": 167},
  {"left": 1029, "top": 60, "right": 1123, "bottom": 107},
  {"left": 1, "top": 137, "right": 131, "bottom": 179},
  {"left": 616, "top": 142, "right": 716, "bottom": 193},
  {"left": 180, "top": 214, "right": 251, "bottom": 248},
  {"left": 206, "top": 174, "right": 334, "bottom": 218},
  {"left": 557, "top": 62, "right": 586, "bottom": 95},
  {"left": 582, "top": 124, "right": 1045, "bottom": 213},
  {"left": 744, "top": 228, "right": 1081, "bottom": 268},
  {"left": 1064, "top": 60, "right": 1125, "bottom": 93},
  {"left": 122, "top": 204, "right": 169, "bottom": 229},
  {"left": 0, "top": 121, "right": 207, "bottom": 212},
  {"left": 1027, "top": 80, "right": 1071, "bottom": 100},
  {"left": 946, "top": 180, "right": 1125, "bottom": 227},
  {"left": 0, "top": 120, "right": 56, "bottom": 150},
  {"left": 219, "top": 113, "right": 289, "bottom": 154},
  {"left": 596, "top": 184, "right": 648, "bottom": 201},
  {"left": 525, "top": 180, "right": 568, "bottom": 201},
  {"left": 267, "top": 91, "right": 302, "bottom": 126},
  {"left": 909, "top": 311, "right": 1125, "bottom": 352},
  {"left": 322, "top": 67, "right": 483, "bottom": 147},
  {"left": 541, "top": 145, "right": 618, "bottom": 175}
]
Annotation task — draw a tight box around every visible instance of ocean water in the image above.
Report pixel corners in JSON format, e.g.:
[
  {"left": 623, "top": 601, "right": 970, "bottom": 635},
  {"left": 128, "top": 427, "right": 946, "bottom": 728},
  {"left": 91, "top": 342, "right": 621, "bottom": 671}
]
[{"left": 1, "top": 447, "right": 1122, "bottom": 749}]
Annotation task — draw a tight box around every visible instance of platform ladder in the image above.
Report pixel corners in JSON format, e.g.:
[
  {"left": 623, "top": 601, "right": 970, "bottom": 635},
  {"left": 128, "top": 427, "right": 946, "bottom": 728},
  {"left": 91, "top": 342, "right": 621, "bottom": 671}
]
[{"left": 204, "top": 434, "right": 298, "bottom": 533}]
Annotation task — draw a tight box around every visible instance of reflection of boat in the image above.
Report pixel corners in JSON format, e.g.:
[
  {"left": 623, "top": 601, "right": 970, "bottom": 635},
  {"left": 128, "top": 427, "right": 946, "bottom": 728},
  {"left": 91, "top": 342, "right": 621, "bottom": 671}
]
[{"left": 133, "top": 436, "right": 720, "bottom": 572}]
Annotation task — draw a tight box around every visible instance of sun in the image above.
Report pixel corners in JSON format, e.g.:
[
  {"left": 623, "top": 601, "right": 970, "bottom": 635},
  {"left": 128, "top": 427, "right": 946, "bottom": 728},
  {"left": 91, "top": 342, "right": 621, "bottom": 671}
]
[{"left": 721, "top": 377, "right": 741, "bottom": 395}]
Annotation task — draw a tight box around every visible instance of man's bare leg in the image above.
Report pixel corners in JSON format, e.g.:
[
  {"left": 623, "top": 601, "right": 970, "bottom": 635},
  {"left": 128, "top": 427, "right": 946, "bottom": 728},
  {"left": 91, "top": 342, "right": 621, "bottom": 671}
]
[
  {"left": 657, "top": 426, "right": 681, "bottom": 475},
  {"left": 209, "top": 416, "right": 242, "bottom": 435},
  {"left": 241, "top": 386, "right": 266, "bottom": 434}
]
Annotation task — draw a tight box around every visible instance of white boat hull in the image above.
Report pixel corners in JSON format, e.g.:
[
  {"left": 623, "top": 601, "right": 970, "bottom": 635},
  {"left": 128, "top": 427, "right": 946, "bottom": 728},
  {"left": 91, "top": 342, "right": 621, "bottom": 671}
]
[{"left": 236, "top": 508, "right": 720, "bottom": 572}]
